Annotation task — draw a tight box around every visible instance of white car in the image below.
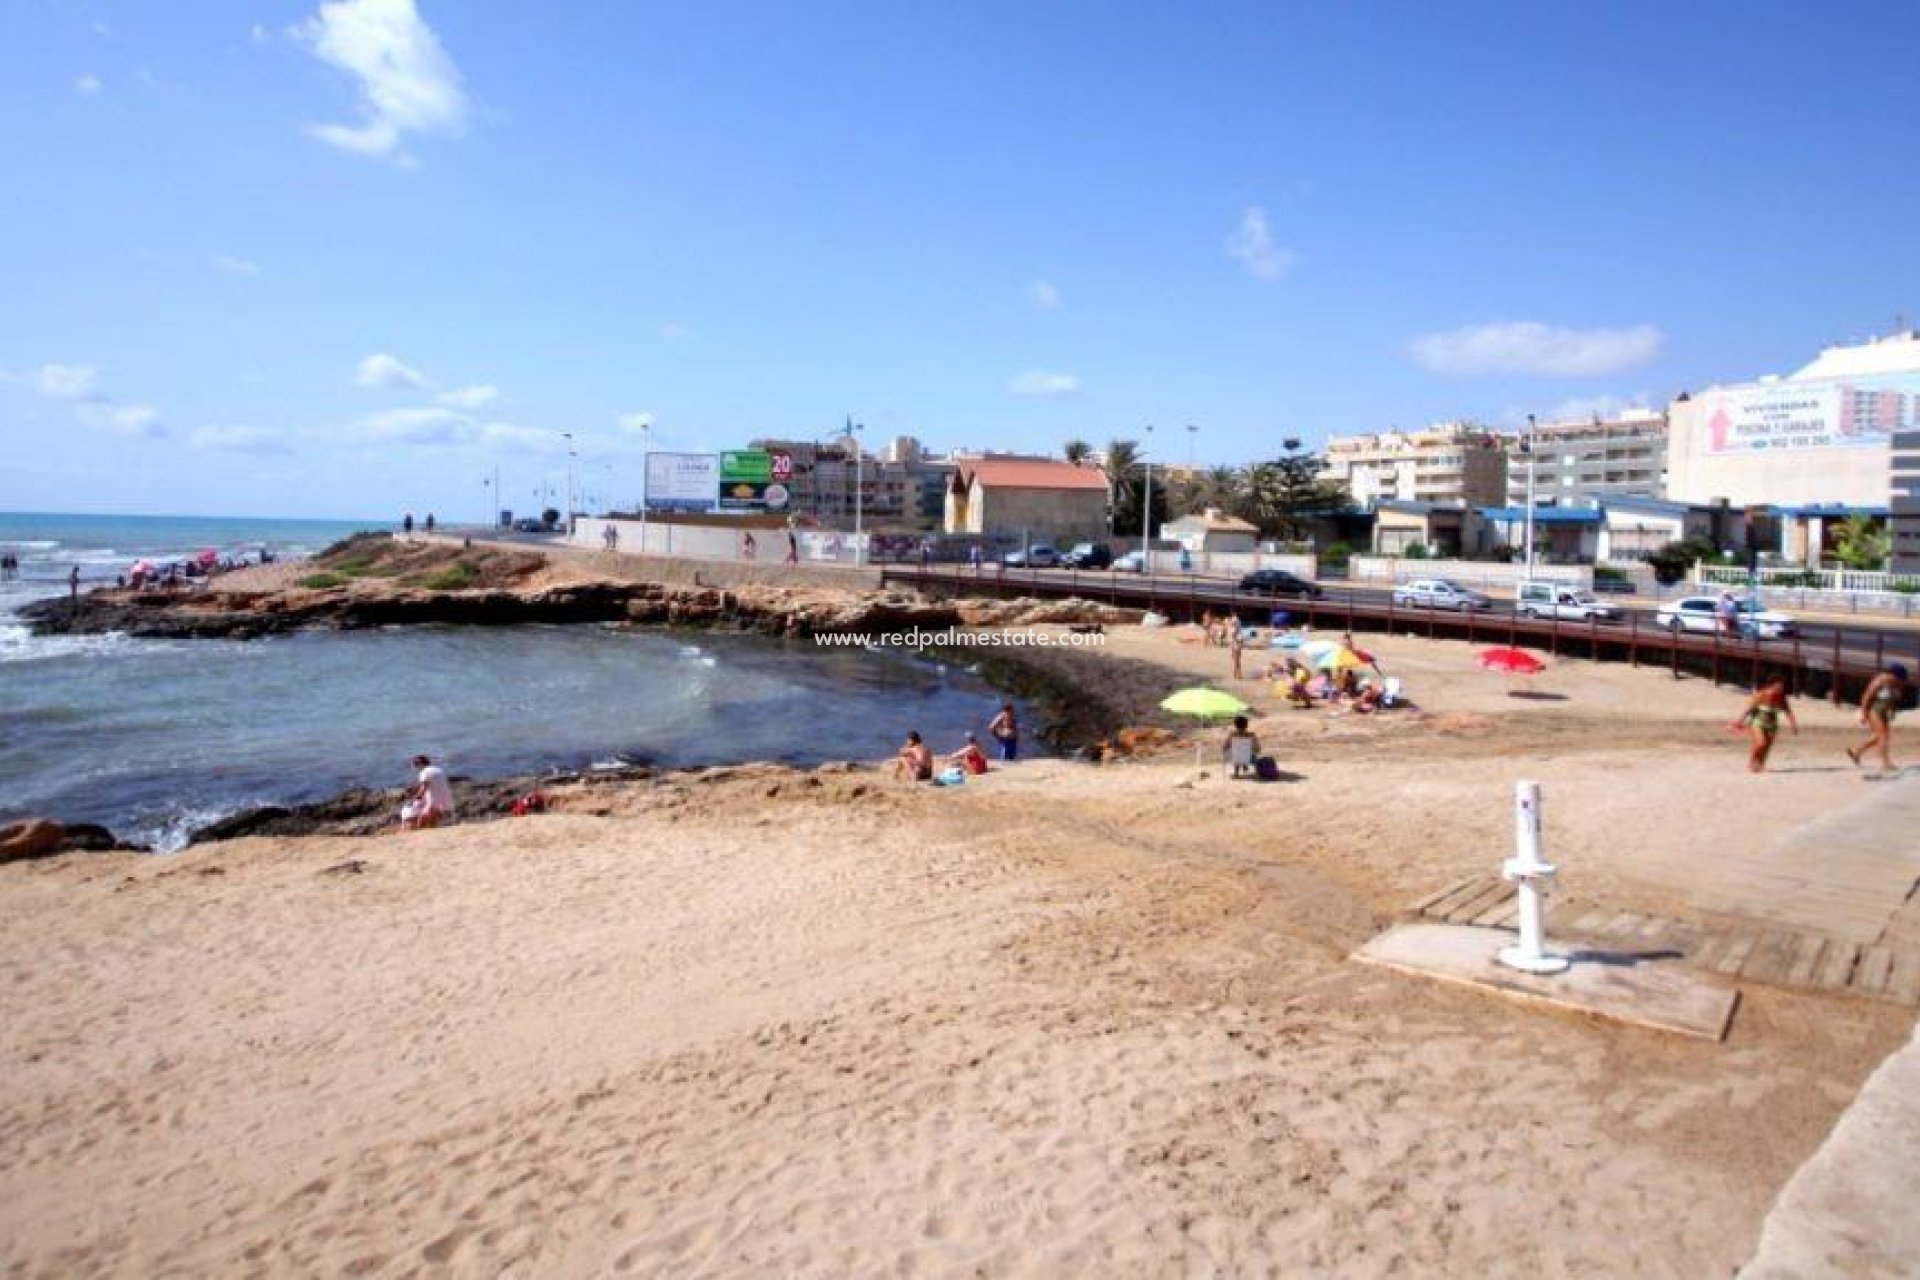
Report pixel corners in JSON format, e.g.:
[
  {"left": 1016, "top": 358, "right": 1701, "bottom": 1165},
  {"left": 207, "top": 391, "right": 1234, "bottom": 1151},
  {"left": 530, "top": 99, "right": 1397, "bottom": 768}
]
[
  {"left": 1392, "top": 578, "right": 1492, "bottom": 611},
  {"left": 1656, "top": 595, "right": 1798, "bottom": 639},
  {"left": 1515, "top": 581, "right": 1623, "bottom": 623},
  {"left": 1111, "top": 550, "right": 1148, "bottom": 573}
]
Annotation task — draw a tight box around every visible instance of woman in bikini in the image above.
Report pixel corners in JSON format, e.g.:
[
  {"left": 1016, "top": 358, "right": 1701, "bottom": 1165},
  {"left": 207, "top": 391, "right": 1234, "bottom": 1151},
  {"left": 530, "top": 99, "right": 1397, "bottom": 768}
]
[
  {"left": 1731, "top": 677, "right": 1798, "bottom": 773},
  {"left": 1848, "top": 662, "right": 1911, "bottom": 773}
]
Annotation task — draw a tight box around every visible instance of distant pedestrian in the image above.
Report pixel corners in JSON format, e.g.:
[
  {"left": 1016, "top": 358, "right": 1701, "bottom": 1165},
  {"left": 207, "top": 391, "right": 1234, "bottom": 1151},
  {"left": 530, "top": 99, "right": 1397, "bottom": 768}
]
[
  {"left": 1848, "top": 663, "right": 1911, "bottom": 774},
  {"left": 1229, "top": 624, "right": 1245, "bottom": 679},
  {"left": 1732, "top": 677, "right": 1797, "bottom": 773},
  {"left": 425, "top": 513, "right": 436, "bottom": 535},
  {"left": 969, "top": 544, "right": 982, "bottom": 572},
  {"left": 400, "top": 754, "right": 455, "bottom": 830},
  {"left": 603, "top": 524, "right": 619, "bottom": 551},
  {"left": 1716, "top": 591, "right": 1740, "bottom": 637},
  {"left": 988, "top": 702, "right": 1019, "bottom": 761},
  {"left": 402, "top": 512, "right": 414, "bottom": 536},
  {"left": 741, "top": 531, "right": 757, "bottom": 560},
  {"left": 68, "top": 564, "right": 80, "bottom": 608},
  {"left": 785, "top": 530, "right": 799, "bottom": 563}
]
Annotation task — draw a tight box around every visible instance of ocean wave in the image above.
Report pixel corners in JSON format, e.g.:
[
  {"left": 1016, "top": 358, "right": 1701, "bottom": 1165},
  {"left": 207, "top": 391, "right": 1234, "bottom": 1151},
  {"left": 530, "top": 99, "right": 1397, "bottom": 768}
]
[
  {"left": 0, "top": 539, "right": 59, "bottom": 551},
  {"left": 0, "top": 624, "right": 178, "bottom": 665}
]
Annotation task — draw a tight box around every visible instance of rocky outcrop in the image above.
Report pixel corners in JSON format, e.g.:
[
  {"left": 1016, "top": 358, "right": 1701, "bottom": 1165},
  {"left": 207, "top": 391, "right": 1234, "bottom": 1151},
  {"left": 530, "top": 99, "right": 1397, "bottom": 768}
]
[{"left": 0, "top": 819, "right": 139, "bottom": 863}]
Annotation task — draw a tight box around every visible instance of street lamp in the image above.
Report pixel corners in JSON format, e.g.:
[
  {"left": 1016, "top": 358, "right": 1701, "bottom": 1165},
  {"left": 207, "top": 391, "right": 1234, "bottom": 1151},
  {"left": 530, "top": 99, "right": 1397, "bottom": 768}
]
[
  {"left": 1186, "top": 423, "right": 1198, "bottom": 469},
  {"left": 638, "top": 422, "right": 651, "bottom": 556},
  {"left": 1142, "top": 424, "right": 1155, "bottom": 557},
  {"left": 847, "top": 419, "right": 867, "bottom": 566},
  {"left": 1522, "top": 413, "right": 1537, "bottom": 577},
  {"left": 563, "top": 432, "right": 577, "bottom": 538}
]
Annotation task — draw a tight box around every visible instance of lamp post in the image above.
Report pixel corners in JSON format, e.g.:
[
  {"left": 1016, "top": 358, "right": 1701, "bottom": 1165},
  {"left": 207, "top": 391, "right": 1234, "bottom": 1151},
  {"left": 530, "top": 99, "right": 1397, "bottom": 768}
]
[
  {"left": 848, "top": 419, "right": 866, "bottom": 566},
  {"left": 638, "top": 422, "right": 651, "bottom": 556},
  {"left": 1142, "top": 424, "right": 1155, "bottom": 561},
  {"left": 1522, "top": 414, "right": 1537, "bottom": 577},
  {"left": 563, "top": 432, "right": 577, "bottom": 539},
  {"left": 1186, "top": 423, "right": 1198, "bottom": 468}
]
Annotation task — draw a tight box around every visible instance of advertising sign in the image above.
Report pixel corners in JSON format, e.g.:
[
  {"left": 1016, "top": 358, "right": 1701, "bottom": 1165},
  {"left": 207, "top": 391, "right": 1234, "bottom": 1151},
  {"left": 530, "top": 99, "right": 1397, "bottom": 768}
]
[
  {"left": 1705, "top": 373, "right": 1918, "bottom": 455},
  {"left": 718, "top": 449, "right": 792, "bottom": 510},
  {"left": 645, "top": 452, "right": 719, "bottom": 511}
]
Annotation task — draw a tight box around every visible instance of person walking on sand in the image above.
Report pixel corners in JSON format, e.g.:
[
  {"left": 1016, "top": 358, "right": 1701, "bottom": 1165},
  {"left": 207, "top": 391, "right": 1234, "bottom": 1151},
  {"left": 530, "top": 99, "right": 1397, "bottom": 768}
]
[
  {"left": 1229, "top": 624, "right": 1245, "bottom": 679},
  {"left": 1848, "top": 662, "right": 1911, "bottom": 773},
  {"left": 892, "top": 731, "right": 934, "bottom": 783},
  {"left": 1731, "top": 678, "right": 1798, "bottom": 773},
  {"left": 400, "top": 754, "right": 456, "bottom": 829},
  {"left": 988, "top": 702, "right": 1019, "bottom": 761}
]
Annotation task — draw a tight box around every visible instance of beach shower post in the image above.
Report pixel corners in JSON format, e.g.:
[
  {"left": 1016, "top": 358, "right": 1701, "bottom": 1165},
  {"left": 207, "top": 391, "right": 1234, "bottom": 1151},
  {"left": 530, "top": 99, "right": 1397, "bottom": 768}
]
[{"left": 1498, "top": 780, "right": 1569, "bottom": 975}]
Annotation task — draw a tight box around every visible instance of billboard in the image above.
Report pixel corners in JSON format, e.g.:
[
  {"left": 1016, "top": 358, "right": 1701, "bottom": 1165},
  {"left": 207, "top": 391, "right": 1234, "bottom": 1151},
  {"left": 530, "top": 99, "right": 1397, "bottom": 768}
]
[
  {"left": 645, "top": 452, "right": 718, "bottom": 511},
  {"left": 1704, "top": 373, "right": 1919, "bottom": 455},
  {"left": 717, "top": 449, "right": 792, "bottom": 511}
]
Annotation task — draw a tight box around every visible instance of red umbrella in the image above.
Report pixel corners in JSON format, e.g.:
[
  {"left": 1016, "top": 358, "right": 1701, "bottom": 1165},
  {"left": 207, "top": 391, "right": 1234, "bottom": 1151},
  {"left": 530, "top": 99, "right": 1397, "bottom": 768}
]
[
  {"left": 195, "top": 548, "right": 220, "bottom": 567},
  {"left": 1478, "top": 647, "right": 1546, "bottom": 676}
]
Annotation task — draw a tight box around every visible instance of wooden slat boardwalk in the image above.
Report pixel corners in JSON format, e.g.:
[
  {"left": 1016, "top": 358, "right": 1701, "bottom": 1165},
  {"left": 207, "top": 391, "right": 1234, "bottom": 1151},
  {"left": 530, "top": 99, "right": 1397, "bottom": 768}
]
[{"left": 1408, "top": 778, "right": 1920, "bottom": 1006}]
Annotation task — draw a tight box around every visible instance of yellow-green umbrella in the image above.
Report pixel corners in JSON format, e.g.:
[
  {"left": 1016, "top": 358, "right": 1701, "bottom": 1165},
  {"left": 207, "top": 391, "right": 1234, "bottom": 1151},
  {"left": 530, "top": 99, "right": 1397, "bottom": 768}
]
[{"left": 1160, "top": 687, "right": 1250, "bottom": 774}]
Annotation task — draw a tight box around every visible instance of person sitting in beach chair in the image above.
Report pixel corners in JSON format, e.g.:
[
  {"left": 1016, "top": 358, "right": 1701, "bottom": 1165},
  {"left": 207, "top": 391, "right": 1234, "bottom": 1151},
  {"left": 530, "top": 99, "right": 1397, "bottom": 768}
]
[{"left": 1221, "top": 716, "right": 1261, "bottom": 779}]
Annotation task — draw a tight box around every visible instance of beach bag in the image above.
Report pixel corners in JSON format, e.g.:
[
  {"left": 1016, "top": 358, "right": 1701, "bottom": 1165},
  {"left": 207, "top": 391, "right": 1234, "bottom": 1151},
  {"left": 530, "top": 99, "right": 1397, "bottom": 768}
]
[{"left": 1254, "top": 755, "right": 1282, "bottom": 782}]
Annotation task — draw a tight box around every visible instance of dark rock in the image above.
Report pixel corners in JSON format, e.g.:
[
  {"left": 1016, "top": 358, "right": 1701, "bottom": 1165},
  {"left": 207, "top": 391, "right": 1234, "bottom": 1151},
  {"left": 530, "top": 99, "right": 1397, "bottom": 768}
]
[{"left": 0, "top": 819, "right": 64, "bottom": 863}]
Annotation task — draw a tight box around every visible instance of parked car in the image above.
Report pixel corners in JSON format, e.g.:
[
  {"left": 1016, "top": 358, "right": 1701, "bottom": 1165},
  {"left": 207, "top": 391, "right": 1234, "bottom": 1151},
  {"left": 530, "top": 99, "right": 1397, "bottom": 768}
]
[
  {"left": 1060, "top": 542, "right": 1114, "bottom": 569},
  {"left": 511, "top": 517, "right": 551, "bottom": 533},
  {"left": 1655, "top": 595, "right": 1798, "bottom": 639},
  {"left": 1391, "top": 578, "right": 1492, "bottom": 611},
  {"left": 1002, "top": 545, "right": 1060, "bottom": 569},
  {"left": 1514, "top": 581, "right": 1623, "bottom": 622},
  {"left": 1237, "top": 569, "right": 1325, "bottom": 599},
  {"left": 1111, "top": 550, "right": 1148, "bottom": 573}
]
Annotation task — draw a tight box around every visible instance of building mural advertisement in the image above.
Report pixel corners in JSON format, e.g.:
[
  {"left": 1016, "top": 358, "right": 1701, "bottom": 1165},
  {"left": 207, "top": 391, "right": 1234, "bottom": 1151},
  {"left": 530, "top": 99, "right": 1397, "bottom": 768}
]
[
  {"left": 1705, "top": 373, "right": 1919, "bottom": 454},
  {"left": 644, "top": 452, "right": 719, "bottom": 511}
]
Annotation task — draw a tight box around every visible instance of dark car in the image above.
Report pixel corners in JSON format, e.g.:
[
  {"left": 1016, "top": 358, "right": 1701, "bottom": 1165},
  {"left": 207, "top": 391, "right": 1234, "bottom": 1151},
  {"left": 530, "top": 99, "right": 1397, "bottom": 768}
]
[
  {"left": 511, "top": 517, "right": 551, "bottom": 533},
  {"left": 1237, "top": 569, "right": 1324, "bottom": 599},
  {"left": 1060, "top": 542, "right": 1113, "bottom": 569}
]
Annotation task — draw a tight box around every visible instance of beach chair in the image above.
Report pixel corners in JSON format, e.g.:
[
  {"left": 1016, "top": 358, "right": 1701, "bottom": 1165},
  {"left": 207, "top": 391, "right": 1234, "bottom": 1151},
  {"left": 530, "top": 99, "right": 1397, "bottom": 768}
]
[{"left": 1225, "top": 734, "right": 1257, "bottom": 778}]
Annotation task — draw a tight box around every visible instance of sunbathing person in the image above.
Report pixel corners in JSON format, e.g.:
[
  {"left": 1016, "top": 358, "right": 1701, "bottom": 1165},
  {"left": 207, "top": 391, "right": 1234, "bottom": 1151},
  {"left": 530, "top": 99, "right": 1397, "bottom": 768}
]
[
  {"left": 893, "top": 731, "right": 936, "bottom": 783},
  {"left": 944, "top": 733, "right": 991, "bottom": 775}
]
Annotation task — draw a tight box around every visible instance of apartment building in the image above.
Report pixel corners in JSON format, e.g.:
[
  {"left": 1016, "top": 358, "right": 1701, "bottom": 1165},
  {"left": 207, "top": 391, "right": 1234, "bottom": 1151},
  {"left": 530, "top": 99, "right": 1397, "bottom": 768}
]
[
  {"left": 1503, "top": 411, "right": 1668, "bottom": 504},
  {"left": 1321, "top": 422, "right": 1509, "bottom": 507}
]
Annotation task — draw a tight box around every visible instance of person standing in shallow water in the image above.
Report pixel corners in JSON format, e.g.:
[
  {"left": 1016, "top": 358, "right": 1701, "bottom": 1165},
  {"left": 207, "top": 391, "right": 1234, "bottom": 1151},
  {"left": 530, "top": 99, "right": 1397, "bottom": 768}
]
[
  {"left": 1731, "top": 677, "right": 1798, "bottom": 773},
  {"left": 988, "top": 702, "right": 1019, "bottom": 761},
  {"left": 403, "top": 512, "right": 414, "bottom": 536}
]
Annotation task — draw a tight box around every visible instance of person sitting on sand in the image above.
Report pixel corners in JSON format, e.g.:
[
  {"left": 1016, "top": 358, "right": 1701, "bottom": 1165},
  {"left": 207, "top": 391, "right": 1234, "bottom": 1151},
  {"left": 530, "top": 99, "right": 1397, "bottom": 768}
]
[
  {"left": 1220, "top": 715, "right": 1261, "bottom": 778},
  {"left": 400, "top": 754, "right": 455, "bottom": 829},
  {"left": 1280, "top": 660, "right": 1315, "bottom": 709},
  {"left": 893, "top": 731, "right": 935, "bottom": 783},
  {"left": 944, "top": 733, "right": 991, "bottom": 776},
  {"left": 1733, "top": 677, "right": 1798, "bottom": 773},
  {"left": 1352, "top": 679, "right": 1385, "bottom": 715}
]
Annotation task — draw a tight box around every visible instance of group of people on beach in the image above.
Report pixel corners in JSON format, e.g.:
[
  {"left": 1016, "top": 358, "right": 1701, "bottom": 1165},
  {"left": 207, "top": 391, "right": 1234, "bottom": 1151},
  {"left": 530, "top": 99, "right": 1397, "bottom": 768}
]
[
  {"left": 892, "top": 703, "right": 1019, "bottom": 783},
  {"left": 0, "top": 552, "right": 18, "bottom": 580},
  {"left": 1731, "top": 662, "right": 1910, "bottom": 774}
]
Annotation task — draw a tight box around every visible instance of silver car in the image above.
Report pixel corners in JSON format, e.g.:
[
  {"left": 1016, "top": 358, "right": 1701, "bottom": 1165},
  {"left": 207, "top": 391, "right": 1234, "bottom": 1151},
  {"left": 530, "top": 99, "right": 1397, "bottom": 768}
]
[{"left": 1391, "top": 578, "right": 1492, "bottom": 611}]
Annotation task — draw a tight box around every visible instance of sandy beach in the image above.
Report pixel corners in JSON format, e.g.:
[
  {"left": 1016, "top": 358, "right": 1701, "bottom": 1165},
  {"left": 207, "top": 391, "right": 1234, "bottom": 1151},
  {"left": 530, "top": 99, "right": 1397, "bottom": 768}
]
[{"left": 2, "top": 620, "right": 1912, "bottom": 1276}]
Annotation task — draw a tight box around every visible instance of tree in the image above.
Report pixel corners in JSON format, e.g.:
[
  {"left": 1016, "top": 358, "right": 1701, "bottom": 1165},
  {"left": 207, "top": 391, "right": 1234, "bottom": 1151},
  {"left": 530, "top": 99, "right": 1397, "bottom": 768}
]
[
  {"left": 1243, "top": 440, "right": 1351, "bottom": 540},
  {"left": 1062, "top": 439, "right": 1094, "bottom": 467},
  {"left": 1104, "top": 438, "right": 1167, "bottom": 539},
  {"left": 1829, "top": 515, "right": 1889, "bottom": 571},
  {"left": 1647, "top": 535, "right": 1717, "bottom": 585}
]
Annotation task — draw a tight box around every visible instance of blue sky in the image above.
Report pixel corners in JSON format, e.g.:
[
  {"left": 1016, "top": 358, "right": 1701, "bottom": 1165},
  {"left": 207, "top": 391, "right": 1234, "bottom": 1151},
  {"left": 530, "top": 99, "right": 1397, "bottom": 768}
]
[{"left": 2, "top": 0, "right": 1915, "bottom": 520}]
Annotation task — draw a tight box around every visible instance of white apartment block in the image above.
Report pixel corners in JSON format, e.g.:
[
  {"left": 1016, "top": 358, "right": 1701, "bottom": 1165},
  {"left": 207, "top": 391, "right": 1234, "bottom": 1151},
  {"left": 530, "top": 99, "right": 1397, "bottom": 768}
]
[
  {"left": 1503, "top": 410, "right": 1668, "bottom": 504},
  {"left": 1321, "top": 422, "right": 1509, "bottom": 507}
]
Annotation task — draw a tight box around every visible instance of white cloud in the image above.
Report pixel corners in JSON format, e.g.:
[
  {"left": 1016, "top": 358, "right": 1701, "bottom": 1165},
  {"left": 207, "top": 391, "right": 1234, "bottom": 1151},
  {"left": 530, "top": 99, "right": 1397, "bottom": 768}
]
[
  {"left": 213, "top": 254, "right": 262, "bottom": 276},
  {"left": 251, "top": 23, "right": 273, "bottom": 45},
  {"left": 30, "top": 363, "right": 100, "bottom": 398},
  {"left": 618, "top": 412, "right": 655, "bottom": 434},
  {"left": 354, "top": 351, "right": 429, "bottom": 389},
  {"left": 190, "top": 425, "right": 284, "bottom": 452},
  {"left": 1224, "top": 206, "right": 1296, "bottom": 281},
  {"left": 1008, "top": 370, "right": 1080, "bottom": 397},
  {"left": 294, "top": 0, "right": 469, "bottom": 162},
  {"left": 343, "top": 406, "right": 467, "bottom": 443},
  {"left": 437, "top": 383, "right": 498, "bottom": 409},
  {"left": 75, "top": 74, "right": 103, "bottom": 95},
  {"left": 1408, "top": 322, "right": 1665, "bottom": 377},
  {"left": 77, "top": 402, "right": 160, "bottom": 436},
  {"left": 1026, "top": 279, "right": 1062, "bottom": 311}
]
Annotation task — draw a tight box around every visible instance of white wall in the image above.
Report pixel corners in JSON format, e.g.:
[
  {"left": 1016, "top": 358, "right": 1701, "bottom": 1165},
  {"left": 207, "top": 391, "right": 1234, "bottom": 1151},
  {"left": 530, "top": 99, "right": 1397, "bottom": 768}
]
[
  {"left": 1349, "top": 556, "right": 1593, "bottom": 588},
  {"left": 1145, "top": 550, "right": 1318, "bottom": 578}
]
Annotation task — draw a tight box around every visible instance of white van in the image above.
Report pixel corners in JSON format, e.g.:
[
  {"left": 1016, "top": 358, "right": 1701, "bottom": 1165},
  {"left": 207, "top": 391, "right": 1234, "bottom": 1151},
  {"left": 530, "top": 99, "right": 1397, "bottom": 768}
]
[{"left": 1514, "top": 581, "right": 1623, "bottom": 622}]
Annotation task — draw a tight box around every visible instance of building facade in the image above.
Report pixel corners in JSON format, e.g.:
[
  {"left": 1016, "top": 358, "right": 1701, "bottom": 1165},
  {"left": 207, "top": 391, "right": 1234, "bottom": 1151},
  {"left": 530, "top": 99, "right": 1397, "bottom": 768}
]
[
  {"left": 749, "top": 436, "right": 950, "bottom": 527},
  {"left": 1322, "top": 423, "right": 1509, "bottom": 507},
  {"left": 1894, "top": 428, "right": 1920, "bottom": 574},
  {"left": 943, "top": 459, "right": 1111, "bottom": 543},
  {"left": 1504, "top": 411, "right": 1667, "bottom": 505}
]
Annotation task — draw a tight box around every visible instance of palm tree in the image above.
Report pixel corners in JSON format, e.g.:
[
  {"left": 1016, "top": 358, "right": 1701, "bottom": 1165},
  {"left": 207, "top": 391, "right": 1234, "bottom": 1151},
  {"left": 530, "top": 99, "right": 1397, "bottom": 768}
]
[{"left": 1063, "top": 439, "right": 1094, "bottom": 467}]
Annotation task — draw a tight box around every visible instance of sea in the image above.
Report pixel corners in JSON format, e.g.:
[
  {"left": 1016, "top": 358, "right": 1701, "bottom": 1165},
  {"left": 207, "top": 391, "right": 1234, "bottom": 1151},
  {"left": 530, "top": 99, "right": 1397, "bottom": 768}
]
[{"left": 1, "top": 512, "right": 1025, "bottom": 851}]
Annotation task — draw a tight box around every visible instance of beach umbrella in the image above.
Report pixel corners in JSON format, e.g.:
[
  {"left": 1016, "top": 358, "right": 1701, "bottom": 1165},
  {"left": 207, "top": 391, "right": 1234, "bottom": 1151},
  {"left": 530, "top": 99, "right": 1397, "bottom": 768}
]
[
  {"left": 1313, "top": 646, "right": 1369, "bottom": 672},
  {"left": 1160, "top": 687, "right": 1250, "bottom": 773},
  {"left": 1478, "top": 647, "right": 1546, "bottom": 676},
  {"left": 1297, "top": 638, "right": 1339, "bottom": 658},
  {"left": 195, "top": 548, "right": 219, "bottom": 567}
]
